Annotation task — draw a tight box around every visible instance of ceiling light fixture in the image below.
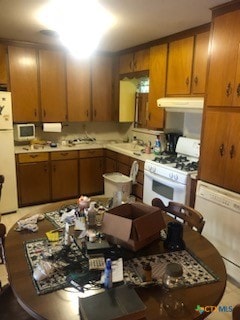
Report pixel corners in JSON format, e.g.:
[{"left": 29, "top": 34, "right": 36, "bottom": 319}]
[{"left": 37, "top": 0, "right": 116, "bottom": 58}]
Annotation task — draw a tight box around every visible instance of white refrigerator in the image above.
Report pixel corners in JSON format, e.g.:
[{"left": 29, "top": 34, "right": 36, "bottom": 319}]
[{"left": 0, "top": 92, "right": 18, "bottom": 214}]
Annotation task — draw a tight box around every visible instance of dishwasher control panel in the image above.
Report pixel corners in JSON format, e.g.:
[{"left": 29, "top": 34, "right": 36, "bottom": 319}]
[{"left": 197, "top": 183, "right": 240, "bottom": 214}]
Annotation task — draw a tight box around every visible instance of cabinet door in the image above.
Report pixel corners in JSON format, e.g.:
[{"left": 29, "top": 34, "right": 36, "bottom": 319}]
[
  {"left": 166, "top": 37, "right": 194, "bottom": 95},
  {"left": 105, "top": 157, "right": 117, "bottom": 173},
  {"left": 8, "top": 46, "right": 40, "bottom": 122},
  {"left": 119, "top": 49, "right": 149, "bottom": 74},
  {"left": 207, "top": 10, "right": 240, "bottom": 107},
  {"left": 119, "top": 53, "right": 133, "bottom": 74},
  {"left": 199, "top": 110, "right": 227, "bottom": 186},
  {"left": 92, "top": 55, "right": 113, "bottom": 121},
  {"left": 192, "top": 31, "right": 209, "bottom": 94},
  {"left": 0, "top": 44, "right": 8, "bottom": 86},
  {"left": 147, "top": 44, "right": 167, "bottom": 129},
  {"left": 199, "top": 109, "right": 240, "bottom": 192},
  {"left": 51, "top": 159, "right": 79, "bottom": 200},
  {"left": 79, "top": 157, "right": 104, "bottom": 195},
  {"left": 232, "top": 44, "right": 240, "bottom": 107},
  {"left": 17, "top": 162, "right": 50, "bottom": 206},
  {"left": 39, "top": 49, "right": 67, "bottom": 122},
  {"left": 133, "top": 48, "right": 150, "bottom": 72},
  {"left": 66, "top": 55, "right": 91, "bottom": 121}
]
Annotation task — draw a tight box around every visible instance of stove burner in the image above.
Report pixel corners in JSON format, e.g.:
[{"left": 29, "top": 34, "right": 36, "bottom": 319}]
[
  {"left": 154, "top": 156, "right": 174, "bottom": 164},
  {"left": 175, "top": 161, "right": 199, "bottom": 172}
]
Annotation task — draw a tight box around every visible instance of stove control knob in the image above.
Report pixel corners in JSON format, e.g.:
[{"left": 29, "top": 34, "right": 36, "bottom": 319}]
[
  {"left": 150, "top": 166, "right": 156, "bottom": 173},
  {"left": 169, "top": 173, "right": 173, "bottom": 179},
  {"left": 173, "top": 174, "right": 178, "bottom": 181}
]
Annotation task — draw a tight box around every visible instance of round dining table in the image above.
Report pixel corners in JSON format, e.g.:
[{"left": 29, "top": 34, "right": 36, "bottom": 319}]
[{"left": 4, "top": 201, "right": 227, "bottom": 320}]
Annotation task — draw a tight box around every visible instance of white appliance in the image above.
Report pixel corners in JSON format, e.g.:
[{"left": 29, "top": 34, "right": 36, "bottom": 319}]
[
  {"left": 143, "top": 137, "right": 200, "bottom": 206},
  {"left": 195, "top": 181, "right": 240, "bottom": 284},
  {"left": 157, "top": 97, "right": 204, "bottom": 112},
  {"left": 0, "top": 92, "right": 18, "bottom": 214}
]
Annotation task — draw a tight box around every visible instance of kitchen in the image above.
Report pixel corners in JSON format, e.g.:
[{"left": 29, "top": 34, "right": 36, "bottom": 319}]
[{"left": 0, "top": 0, "right": 240, "bottom": 302}]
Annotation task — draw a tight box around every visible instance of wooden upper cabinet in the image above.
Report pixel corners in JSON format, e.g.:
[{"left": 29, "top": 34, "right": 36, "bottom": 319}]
[
  {"left": 91, "top": 55, "right": 113, "bottom": 121},
  {"left": 206, "top": 9, "right": 240, "bottom": 107},
  {"left": 39, "top": 49, "right": 67, "bottom": 122},
  {"left": 192, "top": 31, "right": 209, "bottom": 94},
  {"left": 119, "top": 49, "right": 149, "bottom": 74},
  {"left": 199, "top": 109, "right": 240, "bottom": 193},
  {"left": 166, "top": 37, "right": 194, "bottom": 95},
  {"left": 0, "top": 44, "right": 8, "bottom": 86},
  {"left": 8, "top": 46, "right": 40, "bottom": 122},
  {"left": 147, "top": 43, "right": 167, "bottom": 129},
  {"left": 66, "top": 55, "right": 91, "bottom": 122}
]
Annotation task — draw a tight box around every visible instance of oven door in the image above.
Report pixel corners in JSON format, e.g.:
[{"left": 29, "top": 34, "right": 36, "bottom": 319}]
[{"left": 143, "top": 169, "right": 187, "bottom": 206}]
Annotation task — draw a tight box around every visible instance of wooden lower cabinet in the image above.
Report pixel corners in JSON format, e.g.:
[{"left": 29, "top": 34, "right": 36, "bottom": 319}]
[
  {"left": 16, "top": 153, "right": 51, "bottom": 206},
  {"left": 16, "top": 148, "right": 145, "bottom": 206},
  {"left": 51, "top": 151, "right": 79, "bottom": 201},
  {"left": 79, "top": 149, "right": 104, "bottom": 196},
  {"left": 131, "top": 158, "right": 144, "bottom": 201},
  {"left": 104, "top": 150, "right": 118, "bottom": 173}
]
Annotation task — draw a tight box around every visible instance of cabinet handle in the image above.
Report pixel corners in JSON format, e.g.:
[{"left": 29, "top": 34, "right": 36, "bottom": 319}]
[
  {"left": 185, "top": 77, "right": 189, "bottom": 86},
  {"left": 43, "top": 109, "right": 46, "bottom": 117},
  {"left": 229, "top": 145, "right": 235, "bottom": 159},
  {"left": 34, "top": 109, "right": 37, "bottom": 117},
  {"left": 53, "top": 164, "right": 56, "bottom": 172},
  {"left": 30, "top": 155, "right": 38, "bottom": 158},
  {"left": 148, "top": 112, "right": 151, "bottom": 120},
  {"left": 60, "top": 152, "right": 68, "bottom": 156},
  {"left": 86, "top": 110, "right": 89, "bottom": 117},
  {"left": 236, "top": 83, "right": 240, "bottom": 97},
  {"left": 44, "top": 164, "right": 48, "bottom": 172},
  {"left": 219, "top": 143, "right": 224, "bottom": 157},
  {"left": 226, "top": 82, "right": 232, "bottom": 97},
  {"left": 94, "top": 109, "right": 97, "bottom": 118},
  {"left": 194, "top": 76, "right": 198, "bottom": 85}
]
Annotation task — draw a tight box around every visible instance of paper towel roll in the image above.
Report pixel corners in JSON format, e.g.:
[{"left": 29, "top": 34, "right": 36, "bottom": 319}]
[{"left": 43, "top": 123, "right": 62, "bottom": 133}]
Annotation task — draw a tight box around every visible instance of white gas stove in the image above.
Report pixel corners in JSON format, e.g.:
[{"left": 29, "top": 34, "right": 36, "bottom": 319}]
[{"left": 143, "top": 137, "right": 200, "bottom": 206}]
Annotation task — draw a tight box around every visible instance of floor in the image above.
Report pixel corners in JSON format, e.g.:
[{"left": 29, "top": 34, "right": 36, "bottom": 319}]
[{"left": 0, "top": 201, "right": 239, "bottom": 319}]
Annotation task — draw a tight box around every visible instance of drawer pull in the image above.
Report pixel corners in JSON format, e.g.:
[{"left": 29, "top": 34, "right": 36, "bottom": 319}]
[{"left": 30, "top": 155, "right": 38, "bottom": 158}]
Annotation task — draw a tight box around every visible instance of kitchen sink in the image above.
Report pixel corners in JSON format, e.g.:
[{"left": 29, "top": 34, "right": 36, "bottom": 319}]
[{"left": 114, "top": 143, "right": 144, "bottom": 152}]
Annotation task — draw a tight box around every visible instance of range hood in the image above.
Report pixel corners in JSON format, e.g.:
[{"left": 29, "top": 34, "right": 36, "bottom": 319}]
[{"left": 157, "top": 97, "right": 204, "bottom": 112}]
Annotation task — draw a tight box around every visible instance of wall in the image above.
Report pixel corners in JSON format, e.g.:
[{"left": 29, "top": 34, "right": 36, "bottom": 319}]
[{"left": 165, "top": 112, "right": 202, "bottom": 140}]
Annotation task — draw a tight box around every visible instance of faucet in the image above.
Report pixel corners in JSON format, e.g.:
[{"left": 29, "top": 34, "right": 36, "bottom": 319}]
[{"left": 136, "top": 139, "right": 145, "bottom": 146}]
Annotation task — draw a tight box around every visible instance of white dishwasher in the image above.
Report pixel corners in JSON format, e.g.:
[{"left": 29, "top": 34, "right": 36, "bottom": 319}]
[{"left": 195, "top": 180, "right": 240, "bottom": 285}]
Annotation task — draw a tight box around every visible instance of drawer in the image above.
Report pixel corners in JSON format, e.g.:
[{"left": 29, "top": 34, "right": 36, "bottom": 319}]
[
  {"left": 17, "top": 152, "right": 49, "bottom": 163},
  {"left": 104, "top": 149, "right": 118, "bottom": 160},
  {"left": 51, "top": 151, "right": 78, "bottom": 160},
  {"left": 79, "top": 149, "right": 104, "bottom": 158}
]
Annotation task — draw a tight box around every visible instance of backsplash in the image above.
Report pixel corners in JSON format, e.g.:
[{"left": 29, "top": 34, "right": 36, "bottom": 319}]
[{"left": 34, "top": 122, "right": 132, "bottom": 144}]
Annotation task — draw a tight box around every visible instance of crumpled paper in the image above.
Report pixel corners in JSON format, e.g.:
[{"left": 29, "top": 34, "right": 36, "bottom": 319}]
[{"left": 15, "top": 214, "right": 45, "bottom": 232}]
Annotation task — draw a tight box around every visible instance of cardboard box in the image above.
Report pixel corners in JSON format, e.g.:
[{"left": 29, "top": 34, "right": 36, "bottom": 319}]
[{"left": 102, "top": 202, "right": 166, "bottom": 251}]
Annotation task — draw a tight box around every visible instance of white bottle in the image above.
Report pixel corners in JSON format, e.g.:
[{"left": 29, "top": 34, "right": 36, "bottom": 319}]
[{"left": 87, "top": 202, "right": 97, "bottom": 229}]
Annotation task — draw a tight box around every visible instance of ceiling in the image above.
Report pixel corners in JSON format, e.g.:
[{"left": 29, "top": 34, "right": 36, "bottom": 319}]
[{"left": 0, "top": 0, "right": 230, "bottom": 52}]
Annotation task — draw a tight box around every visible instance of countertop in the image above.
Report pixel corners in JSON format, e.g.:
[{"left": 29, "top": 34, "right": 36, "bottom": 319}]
[{"left": 14, "top": 141, "right": 156, "bottom": 162}]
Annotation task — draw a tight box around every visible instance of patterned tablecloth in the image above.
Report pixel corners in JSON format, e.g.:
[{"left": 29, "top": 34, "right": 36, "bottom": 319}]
[{"left": 124, "top": 250, "right": 219, "bottom": 288}]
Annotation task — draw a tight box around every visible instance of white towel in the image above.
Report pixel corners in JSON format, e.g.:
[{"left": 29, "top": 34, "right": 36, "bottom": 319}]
[{"left": 130, "top": 161, "right": 139, "bottom": 184}]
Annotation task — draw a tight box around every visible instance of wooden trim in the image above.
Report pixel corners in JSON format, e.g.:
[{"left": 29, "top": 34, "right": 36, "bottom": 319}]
[
  {"left": 117, "top": 23, "right": 211, "bottom": 54},
  {"left": 211, "top": 0, "right": 240, "bottom": 18}
]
